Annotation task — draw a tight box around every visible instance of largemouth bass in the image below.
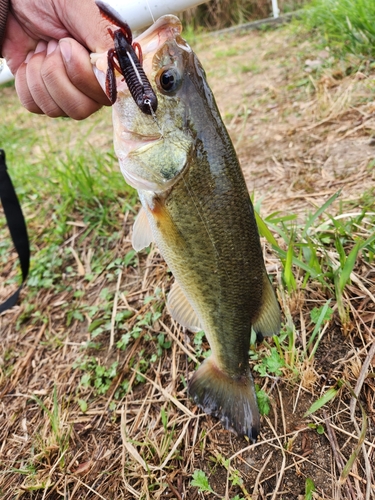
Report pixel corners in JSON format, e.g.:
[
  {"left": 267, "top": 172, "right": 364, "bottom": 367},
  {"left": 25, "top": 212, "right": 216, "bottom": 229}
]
[{"left": 93, "top": 15, "right": 281, "bottom": 441}]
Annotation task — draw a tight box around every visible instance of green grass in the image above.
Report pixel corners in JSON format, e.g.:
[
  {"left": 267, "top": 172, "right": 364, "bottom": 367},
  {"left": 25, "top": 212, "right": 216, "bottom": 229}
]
[
  {"left": 256, "top": 189, "right": 375, "bottom": 328},
  {"left": 1, "top": 107, "right": 139, "bottom": 302},
  {"left": 253, "top": 186, "right": 375, "bottom": 398},
  {"left": 300, "top": 0, "right": 375, "bottom": 57}
]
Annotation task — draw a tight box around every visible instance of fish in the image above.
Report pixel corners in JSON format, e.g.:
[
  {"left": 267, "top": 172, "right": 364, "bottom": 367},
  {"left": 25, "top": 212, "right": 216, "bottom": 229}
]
[{"left": 92, "top": 15, "right": 281, "bottom": 441}]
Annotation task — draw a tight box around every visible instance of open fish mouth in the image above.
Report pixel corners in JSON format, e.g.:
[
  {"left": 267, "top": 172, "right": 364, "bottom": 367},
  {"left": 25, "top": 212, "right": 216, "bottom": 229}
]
[{"left": 134, "top": 15, "right": 183, "bottom": 73}]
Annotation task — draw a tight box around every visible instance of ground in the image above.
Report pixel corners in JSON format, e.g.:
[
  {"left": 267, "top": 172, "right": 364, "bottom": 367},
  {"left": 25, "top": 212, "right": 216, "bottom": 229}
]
[{"left": 0, "top": 20, "right": 374, "bottom": 500}]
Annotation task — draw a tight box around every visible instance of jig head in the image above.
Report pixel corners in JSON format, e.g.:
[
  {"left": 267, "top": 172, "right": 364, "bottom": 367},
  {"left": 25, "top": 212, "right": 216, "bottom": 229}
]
[{"left": 96, "top": 1, "right": 158, "bottom": 114}]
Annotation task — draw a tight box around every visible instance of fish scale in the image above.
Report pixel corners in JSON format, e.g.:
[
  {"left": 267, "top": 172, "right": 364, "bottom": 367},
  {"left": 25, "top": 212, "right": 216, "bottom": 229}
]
[{"left": 152, "top": 159, "right": 259, "bottom": 374}]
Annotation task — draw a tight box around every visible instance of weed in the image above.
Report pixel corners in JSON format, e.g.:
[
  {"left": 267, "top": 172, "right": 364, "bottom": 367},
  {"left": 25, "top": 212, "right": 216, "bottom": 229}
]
[
  {"left": 207, "top": 451, "right": 252, "bottom": 498},
  {"left": 256, "top": 387, "right": 271, "bottom": 416},
  {"left": 72, "top": 291, "right": 172, "bottom": 397},
  {"left": 307, "top": 423, "right": 325, "bottom": 435},
  {"left": 74, "top": 356, "right": 119, "bottom": 395},
  {"left": 239, "top": 62, "right": 261, "bottom": 74},
  {"left": 191, "top": 469, "right": 214, "bottom": 494},
  {"left": 305, "top": 300, "right": 333, "bottom": 360},
  {"left": 27, "top": 244, "right": 65, "bottom": 291},
  {"left": 304, "top": 383, "right": 341, "bottom": 417},
  {"left": 305, "top": 477, "right": 316, "bottom": 500},
  {"left": 192, "top": 330, "right": 211, "bottom": 360},
  {"left": 182, "top": 0, "right": 306, "bottom": 30},
  {"left": 256, "top": 192, "right": 375, "bottom": 328},
  {"left": 214, "top": 48, "right": 240, "bottom": 58},
  {"left": 156, "top": 406, "right": 177, "bottom": 461},
  {"left": 77, "top": 398, "right": 88, "bottom": 413},
  {"left": 30, "top": 386, "right": 71, "bottom": 468},
  {"left": 253, "top": 345, "right": 285, "bottom": 377}
]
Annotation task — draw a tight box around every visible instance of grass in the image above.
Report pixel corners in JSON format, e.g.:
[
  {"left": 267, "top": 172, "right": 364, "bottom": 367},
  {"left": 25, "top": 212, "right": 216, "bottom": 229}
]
[
  {"left": 1, "top": 18, "right": 375, "bottom": 500},
  {"left": 256, "top": 191, "right": 375, "bottom": 328},
  {"left": 300, "top": 0, "right": 375, "bottom": 58}
]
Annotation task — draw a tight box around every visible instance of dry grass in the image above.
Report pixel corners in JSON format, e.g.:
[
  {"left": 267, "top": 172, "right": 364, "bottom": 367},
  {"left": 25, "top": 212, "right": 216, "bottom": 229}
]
[{"left": 1, "top": 23, "right": 375, "bottom": 499}]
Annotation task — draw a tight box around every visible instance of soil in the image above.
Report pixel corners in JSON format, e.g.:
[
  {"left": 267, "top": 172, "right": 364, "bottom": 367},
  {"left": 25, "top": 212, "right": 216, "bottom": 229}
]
[{"left": 1, "top": 22, "right": 375, "bottom": 500}]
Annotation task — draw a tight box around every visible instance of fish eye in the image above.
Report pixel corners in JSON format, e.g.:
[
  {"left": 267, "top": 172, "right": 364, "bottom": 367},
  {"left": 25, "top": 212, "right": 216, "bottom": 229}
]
[{"left": 157, "top": 68, "right": 182, "bottom": 94}]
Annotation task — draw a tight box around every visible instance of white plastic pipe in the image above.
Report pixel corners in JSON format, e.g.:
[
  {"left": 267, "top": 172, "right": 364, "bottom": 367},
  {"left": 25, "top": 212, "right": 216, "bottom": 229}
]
[
  {"left": 0, "top": 58, "right": 13, "bottom": 85},
  {"left": 271, "top": 0, "right": 279, "bottom": 18},
  {"left": 102, "top": 0, "right": 208, "bottom": 32},
  {"left": 0, "top": 0, "right": 208, "bottom": 85}
]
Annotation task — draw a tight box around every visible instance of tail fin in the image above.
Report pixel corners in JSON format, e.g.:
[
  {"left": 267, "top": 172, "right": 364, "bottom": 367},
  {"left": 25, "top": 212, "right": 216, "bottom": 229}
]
[{"left": 189, "top": 357, "right": 260, "bottom": 442}]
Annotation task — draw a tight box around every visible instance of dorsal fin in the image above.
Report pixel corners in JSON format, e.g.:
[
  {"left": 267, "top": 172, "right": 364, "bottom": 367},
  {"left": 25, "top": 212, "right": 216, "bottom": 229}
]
[
  {"left": 167, "top": 281, "right": 202, "bottom": 333},
  {"left": 132, "top": 207, "right": 154, "bottom": 251}
]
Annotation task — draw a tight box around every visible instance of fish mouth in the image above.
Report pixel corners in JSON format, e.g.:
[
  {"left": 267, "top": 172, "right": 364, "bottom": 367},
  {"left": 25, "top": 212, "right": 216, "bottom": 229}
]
[
  {"left": 91, "top": 15, "right": 182, "bottom": 98},
  {"left": 135, "top": 15, "right": 183, "bottom": 72}
]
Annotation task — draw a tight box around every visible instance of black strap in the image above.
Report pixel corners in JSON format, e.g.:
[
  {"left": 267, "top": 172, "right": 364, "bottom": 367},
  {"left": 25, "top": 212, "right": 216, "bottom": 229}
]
[{"left": 0, "top": 149, "right": 30, "bottom": 312}]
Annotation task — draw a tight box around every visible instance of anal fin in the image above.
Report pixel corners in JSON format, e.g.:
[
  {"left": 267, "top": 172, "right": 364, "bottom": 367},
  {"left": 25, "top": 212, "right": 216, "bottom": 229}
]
[{"left": 253, "top": 272, "right": 281, "bottom": 339}]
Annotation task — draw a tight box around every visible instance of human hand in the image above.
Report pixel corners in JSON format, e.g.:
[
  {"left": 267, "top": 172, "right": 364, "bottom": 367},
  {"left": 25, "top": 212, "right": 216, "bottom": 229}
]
[{"left": 2, "top": 0, "right": 113, "bottom": 119}]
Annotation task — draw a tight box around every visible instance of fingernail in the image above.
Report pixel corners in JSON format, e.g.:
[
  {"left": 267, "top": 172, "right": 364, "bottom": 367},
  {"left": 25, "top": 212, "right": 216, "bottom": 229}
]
[
  {"left": 25, "top": 51, "right": 34, "bottom": 63},
  {"left": 34, "top": 40, "right": 47, "bottom": 54},
  {"left": 47, "top": 40, "right": 58, "bottom": 56},
  {"left": 59, "top": 39, "right": 71, "bottom": 63}
]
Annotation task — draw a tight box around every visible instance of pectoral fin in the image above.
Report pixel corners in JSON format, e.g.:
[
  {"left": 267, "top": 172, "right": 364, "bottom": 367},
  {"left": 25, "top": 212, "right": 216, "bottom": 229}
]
[
  {"left": 167, "top": 281, "right": 202, "bottom": 333},
  {"left": 132, "top": 207, "right": 154, "bottom": 251},
  {"left": 253, "top": 272, "right": 281, "bottom": 339}
]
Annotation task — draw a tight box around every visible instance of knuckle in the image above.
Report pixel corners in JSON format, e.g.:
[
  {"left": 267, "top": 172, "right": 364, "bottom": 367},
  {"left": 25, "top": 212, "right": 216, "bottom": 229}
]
[
  {"left": 68, "top": 101, "right": 101, "bottom": 121},
  {"left": 40, "top": 57, "right": 61, "bottom": 87},
  {"left": 29, "top": 83, "right": 62, "bottom": 116},
  {"left": 22, "top": 98, "right": 43, "bottom": 115},
  {"left": 15, "top": 76, "right": 42, "bottom": 114}
]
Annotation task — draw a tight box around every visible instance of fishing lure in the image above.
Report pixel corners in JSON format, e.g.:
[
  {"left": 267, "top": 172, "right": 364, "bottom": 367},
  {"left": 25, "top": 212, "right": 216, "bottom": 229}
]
[{"left": 96, "top": 1, "right": 158, "bottom": 114}]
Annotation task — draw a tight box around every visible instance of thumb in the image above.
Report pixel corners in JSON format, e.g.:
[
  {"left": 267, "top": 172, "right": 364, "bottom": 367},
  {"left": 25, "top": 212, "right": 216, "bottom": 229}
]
[{"left": 57, "top": 1, "right": 113, "bottom": 53}]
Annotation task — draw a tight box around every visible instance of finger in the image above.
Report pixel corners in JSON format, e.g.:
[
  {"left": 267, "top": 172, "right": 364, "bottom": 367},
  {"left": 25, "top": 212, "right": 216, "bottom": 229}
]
[
  {"left": 14, "top": 59, "right": 44, "bottom": 115},
  {"left": 40, "top": 38, "right": 109, "bottom": 119},
  {"left": 14, "top": 42, "right": 60, "bottom": 116},
  {"left": 58, "top": 38, "right": 110, "bottom": 106},
  {"left": 23, "top": 41, "right": 66, "bottom": 118},
  {"left": 56, "top": 2, "right": 113, "bottom": 53}
]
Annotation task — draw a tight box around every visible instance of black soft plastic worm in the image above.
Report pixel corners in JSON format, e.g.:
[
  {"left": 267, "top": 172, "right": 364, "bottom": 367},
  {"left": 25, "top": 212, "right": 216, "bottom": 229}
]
[{"left": 96, "top": 1, "right": 158, "bottom": 114}]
